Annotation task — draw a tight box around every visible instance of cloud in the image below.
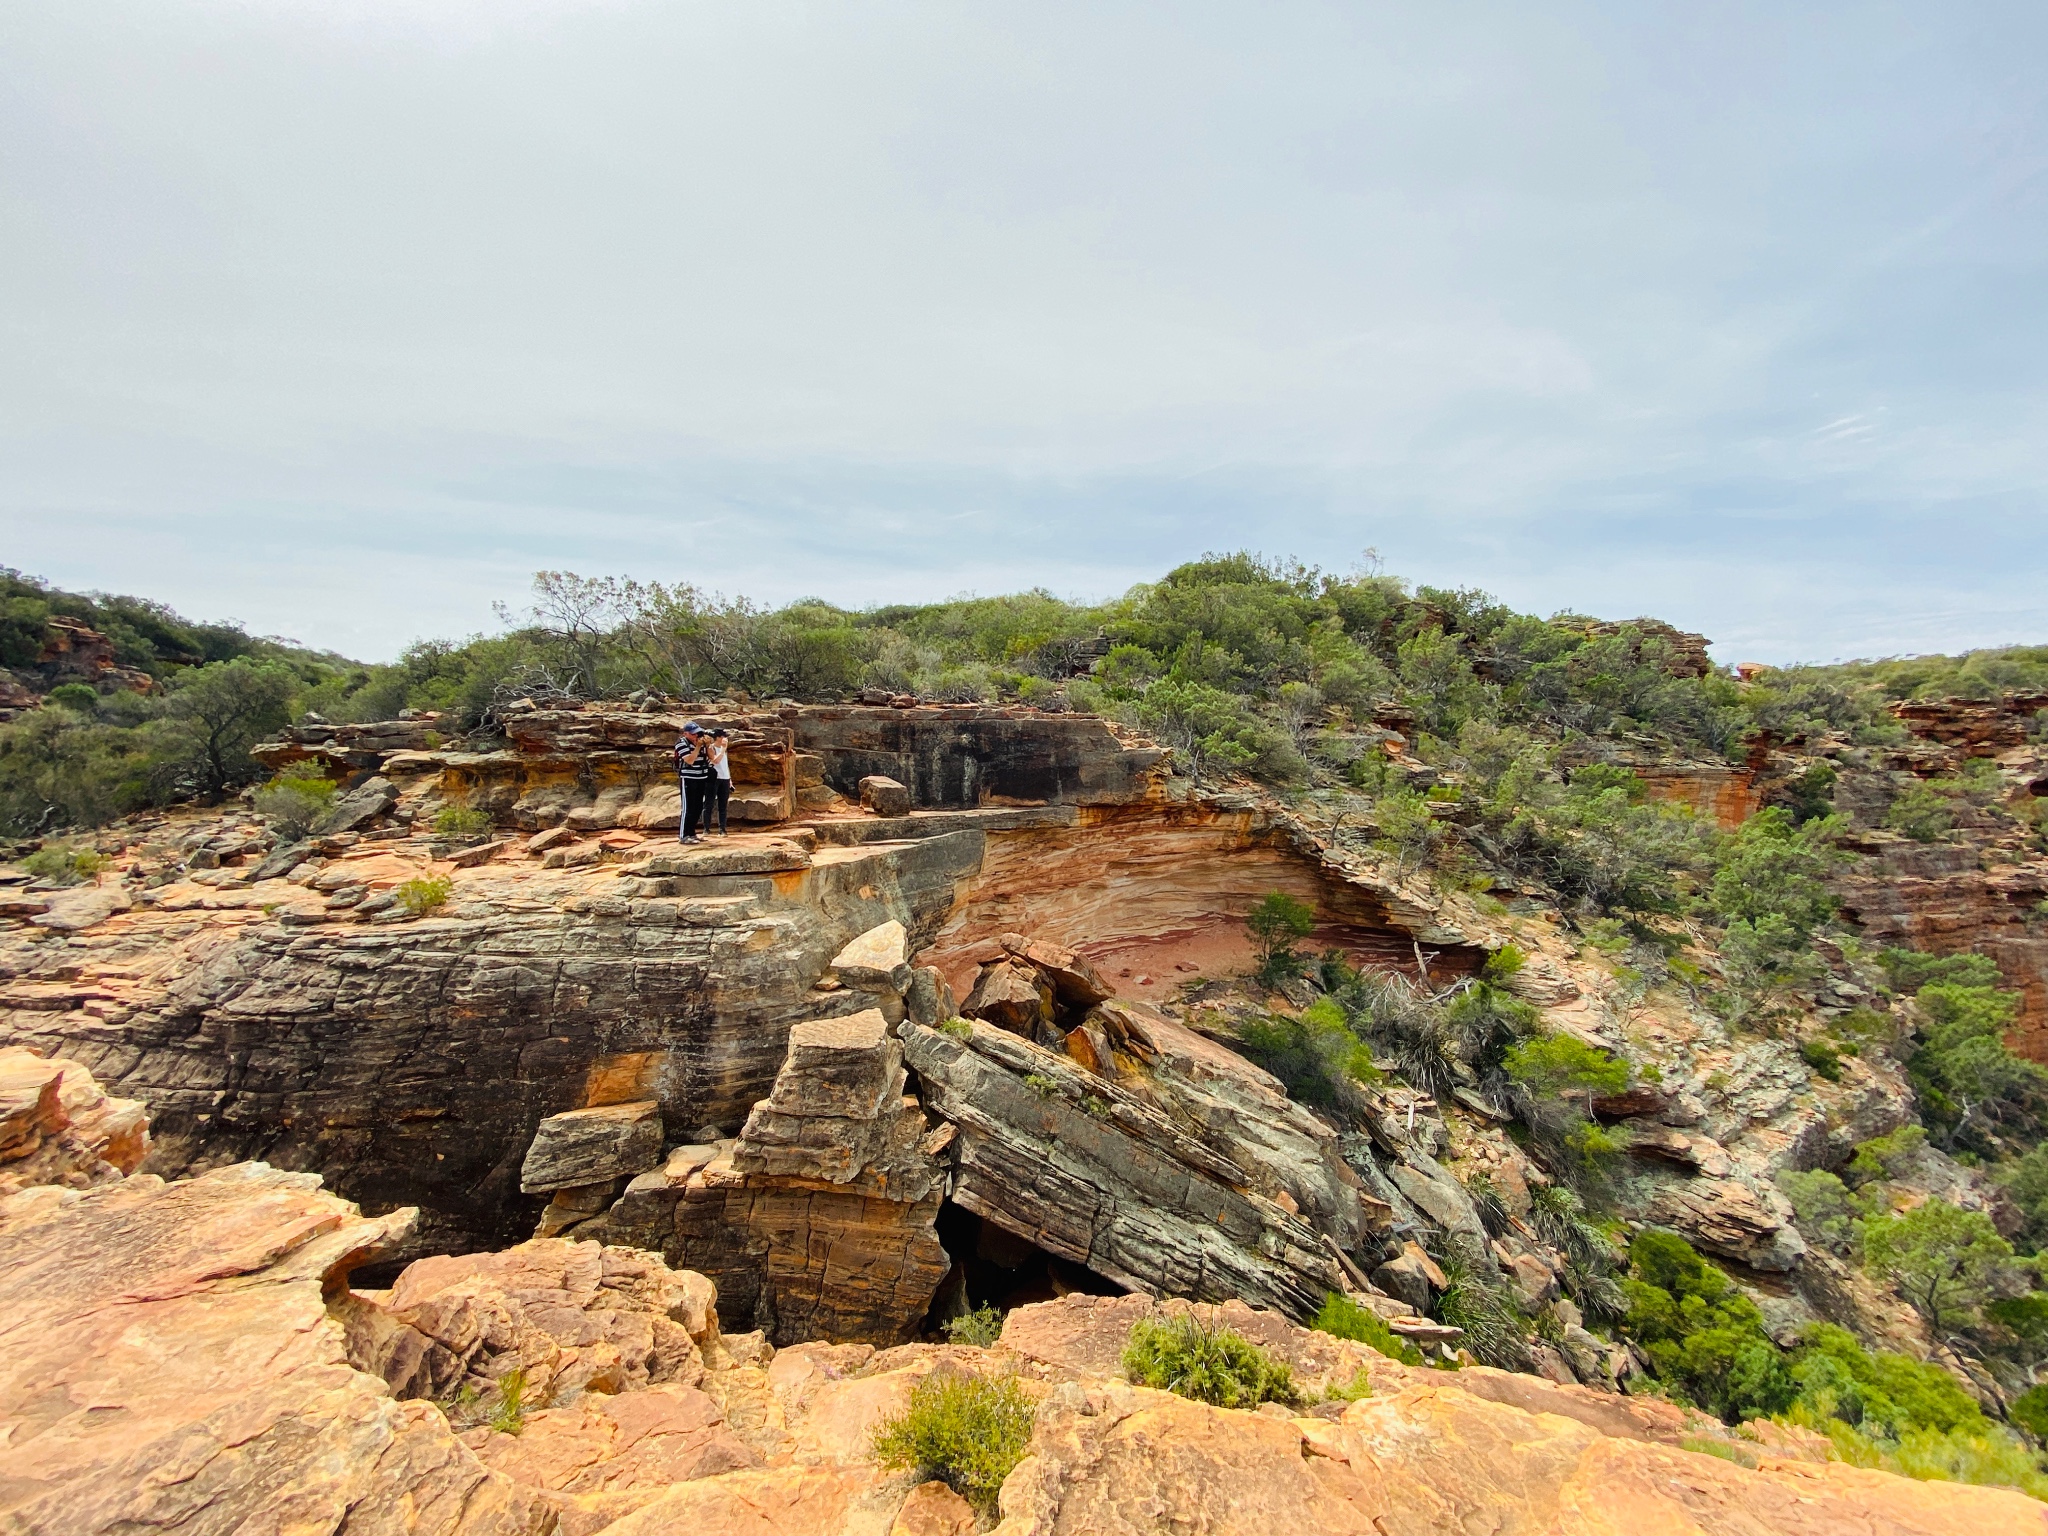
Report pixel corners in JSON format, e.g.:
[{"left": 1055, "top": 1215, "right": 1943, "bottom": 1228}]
[{"left": 2, "top": 0, "right": 2044, "bottom": 661}]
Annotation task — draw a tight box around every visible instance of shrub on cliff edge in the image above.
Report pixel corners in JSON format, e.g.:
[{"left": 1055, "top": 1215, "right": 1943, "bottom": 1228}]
[{"left": 871, "top": 1371, "right": 1036, "bottom": 1511}]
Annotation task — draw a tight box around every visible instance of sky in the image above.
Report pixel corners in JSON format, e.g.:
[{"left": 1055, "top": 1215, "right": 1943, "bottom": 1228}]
[{"left": 3, "top": 1, "right": 2045, "bottom": 665}]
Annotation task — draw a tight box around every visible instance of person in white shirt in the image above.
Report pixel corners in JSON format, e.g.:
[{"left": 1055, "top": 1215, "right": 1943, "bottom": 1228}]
[{"left": 705, "top": 728, "right": 732, "bottom": 836}]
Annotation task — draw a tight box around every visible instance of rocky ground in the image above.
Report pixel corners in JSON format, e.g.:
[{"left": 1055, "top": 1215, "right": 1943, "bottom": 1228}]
[
  {"left": 3, "top": 1066, "right": 2037, "bottom": 1535},
  {"left": 4, "top": 694, "right": 2048, "bottom": 1524}
]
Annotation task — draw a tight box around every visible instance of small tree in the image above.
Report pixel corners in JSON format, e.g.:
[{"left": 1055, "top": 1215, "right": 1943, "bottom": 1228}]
[
  {"left": 1246, "top": 891, "right": 1315, "bottom": 983},
  {"left": 162, "top": 660, "right": 295, "bottom": 798},
  {"left": 1859, "top": 1200, "right": 2024, "bottom": 1339},
  {"left": 1503, "top": 1033, "right": 1629, "bottom": 1110}
]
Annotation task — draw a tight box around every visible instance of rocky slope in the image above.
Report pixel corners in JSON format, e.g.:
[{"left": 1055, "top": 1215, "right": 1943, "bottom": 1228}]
[
  {"left": 5, "top": 691, "right": 2047, "bottom": 1455},
  {"left": 2, "top": 1134, "right": 2035, "bottom": 1536}
]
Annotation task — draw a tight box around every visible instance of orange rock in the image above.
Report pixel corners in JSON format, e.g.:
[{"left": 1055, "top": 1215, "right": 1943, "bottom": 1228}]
[{"left": 892, "top": 1479, "right": 978, "bottom": 1536}]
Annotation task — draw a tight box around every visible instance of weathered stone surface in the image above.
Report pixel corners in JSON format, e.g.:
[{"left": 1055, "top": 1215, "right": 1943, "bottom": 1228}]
[
  {"left": 352, "top": 1237, "right": 718, "bottom": 1411},
  {"left": 627, "top": 839, "right": 813, "bottom": 877},
  {"left": 0, "top": 1163, "right": 548, "bottom": 1536},
  {"left": 27, "top": 882, "right": 133, "bottom": 932},
  {"left": 859, "top": 775, "right": 913, "bottom": 817},
  {"left": 893, "top": 1479, "right": 977, "bottom": 1536},
  {"left": 732, "top": 1011, "right": 939, "bottom": 1197},
  {"left": 963, "top": 958, "right": 1055, "bottom": 1034},
  {"left": 316, "top": 774, "right": 400, "bottom": 834},
  {"left": 1649, "top": 1176, "right": 1807, "bottom": 1271},
  {"left": 995, "top": 1374, "right": 2046, "bottom": 1536},
  {"left": 902, "top": 1019, "right": 1344, "bottom": 1317},
  {"left": 830, "top": 920, "right": 912, "bottom": 992},
  {"left": 522, "top": 1101, "right": 665, "bottom": 1193},
  {"left": 0, "top": 1046, "right": 147, "bottom": 1195},
  {"left": 791, "top": 704, "right": 1171, "bottom": 809}
]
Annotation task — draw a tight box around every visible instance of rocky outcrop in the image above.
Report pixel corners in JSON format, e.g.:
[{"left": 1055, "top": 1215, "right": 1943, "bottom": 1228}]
[
  {"left": 0, "top": 1163, "right": 549, "bottom": 1536},
  {"left": 576, "top": 1007, "right": 952, "bottom": 1345},
  {"left": 0, "top": 1046, "right": 146, "bottom": 1195},
  {"left": 5, "top": 1156, "right": 2040, "bottom": 1535},
  {"left": 903, "top": 1015, "right": 1348, "bottom": 1319}
]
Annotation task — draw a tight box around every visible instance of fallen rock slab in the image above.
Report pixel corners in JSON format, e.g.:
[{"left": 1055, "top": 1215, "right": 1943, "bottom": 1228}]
[{"left": 521, "top": 1101, "right": 665, "bottom": 1193}]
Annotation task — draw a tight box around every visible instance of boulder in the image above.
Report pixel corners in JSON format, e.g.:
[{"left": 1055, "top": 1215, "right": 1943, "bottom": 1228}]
[
  {"left": 901, "top": 1019, "right": 1343, "bottom": 1318},
  {"left": 829, "top": 921, "right": 912, "bottom": 994},
  {"left": 0, "top": 1047, "right": 148, "bottom": 1195},
  {"left": 625, "top": 840, "right": 813, "bottom": 878},
  {"left": 1373, "top": 1253, "right": 1436, "bottom": 1314},
  {"left": 0, "top": 1163, "right": 549, "bottom": 1536},
  {"left": 961, "top": 959, "right": 1054, "bottom": 1034},
  {"left": 858, "top": 775, "right": 911, "bottom": 817},
  {"left": 27, "top": 884, "right": 131, "bottom": 933},
  {"left": 521, "top": 1101, "right": 665, "bottom": 1194},
  {"left": 314, "top": 775, "right": 399, "bottom": 835},
  {"left": 904, "top": 966, "right": 955, "bottom": 1026},
  {"left": 1648, "top": 1176, "right": 1807, "bottom": 1272},
  {"left": 1000, "top": 931, "right": 1112, "bottom": 1008},
  {"left": 731, "top": 1012, "right": 938, "bottom": 1193}
]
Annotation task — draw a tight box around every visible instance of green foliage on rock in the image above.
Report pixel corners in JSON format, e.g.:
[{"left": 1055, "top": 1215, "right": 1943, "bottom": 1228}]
[
  {"left": 871, "top": 1371, "right": 1036, "bottom": 1511},
  {"left": 1311, "top": 1291, "right": 1422, "bottom": 1366},
  {"left": 253, "top": 765, "right": 337, "bottom": 838},
  {"left": 943, "top": 1304, "right": 1004, "bottom": 1348},
  {"left": 1236, "top": 998, "right": 1381, "bottom": 1109},
  {"left": 1245, "top": 889, "right": 1316, "bottom": 983},
  {"left": 1121, "top": 1314, "right": 1296, "bottom": 1408},
  {"left": 1859, "top": 1199, "right": 2027, "bottom": 1339},
  {"left": 1620, "top": 1229, "right": 1796, "bottom": 1424}
]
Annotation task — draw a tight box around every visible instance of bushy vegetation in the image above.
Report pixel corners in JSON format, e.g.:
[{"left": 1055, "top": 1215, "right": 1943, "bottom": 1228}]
[
  {"left": 1121, "top": 1314, "right": 1296, "bottom": 1408},
  {"left": 943, "top": 1304, "right": 1004, "bottom": 1347},
  {"left": 1311, "top": 1291, "right": 1424, "bottom": 1366},
  {"left": 395, "top": 875, "right": 453, "bottom": 916},
  {"left": 0, "top": 571, "right": 365, "bottom": 836},
  {"left": 252, "top": 764, "right": 336, "bottom": 838},
  {"left": 871, "top": 1371, "right": 1037, "bottom": 1511},
  {"left": 1622, "top": 1228, "right": 2048, "bottom": 1499},
  {"left": 1878, "top": 950, "right": 2047, "bottom": 1157}
]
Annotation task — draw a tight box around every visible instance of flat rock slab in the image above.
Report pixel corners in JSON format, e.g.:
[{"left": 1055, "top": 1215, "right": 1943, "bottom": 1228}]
[
  {"left": 628, "top": 840, "right": 813, "bottom": 878},
  {"left": 522, "top": 1100, "right": 665, "bottom": 1193},
  {"left": 857, "top": 776, "right": 911, "bottom": 817},
  {"left": 0, "top": 1163, "right": 545, "bottom": 1536},
  {"left": 27, "top": 885, "right": 131, "bottom": 933},
  {"left": 830, "top": 921, "right": 910, "bottom": 991}
]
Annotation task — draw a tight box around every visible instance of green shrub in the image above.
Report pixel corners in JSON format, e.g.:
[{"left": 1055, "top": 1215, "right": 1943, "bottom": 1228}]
[
  {"left": 21, "top": 843, "right": 107, "bottom": 885},
  {"left": 2011, "top": 1383, "right": 2048, "bottom": 1441},
  {"left": 1311, "top": 1291, "right": 1423, "bottom": 1366},
  {"left": 1790, "top": 1325, "right": 1984, "bottom": 1438},
  {"left": 935, "top": 1015, "right": 973, "bottom": 1040},
  {"left": 1799, "top": 1036, "right": 1844, "bottom": 1081},
  {"left": 1503, "top": 1034, "right": 1629, "bottom": 1105},
  {"left": 871, "top": 1371, "right": 1036, "bottom": 1511},
  {"left": 432, "top": 804, "right": 493, "bottom": 837},
  {"left": 1847, "top": 1125, "right": 1927, "bottom": 1186},
  {"left": 1235, "top": 999, "right": 1380, "bottom": 1108},
  {"left": 1859, "top": 1200, "right": 2024, "bottom": 1337},
  {"left": 1887, "top": 782, "right": 1956, "bottom": 841},
  {"left": 488, "top": 1367, "right": 527, "bottom": 1435},
  {"left": 1246, "top": 890, "right": 1316, "bottom": 984},
  {"left": 45, "top": 683, "right": 99, "bottom": 713},
  {"left": 944, "top": 1304, "right": 1003, "bottom": 1347},
  {"left": 1122, "top": 1314, "right": 1296, "bottom": 1408},
  {"left": 253, "top": 765, "right": 337, "bottom": 838},
  {"left": 396, "top": 875, "right": 453, "bottom": 916},
  {"left": 1621, "top": 1230, "right": 1795, "bottom": 1424}
]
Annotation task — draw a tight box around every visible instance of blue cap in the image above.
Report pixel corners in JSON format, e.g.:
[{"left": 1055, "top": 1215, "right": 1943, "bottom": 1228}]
[{"left": 681, "top": 720, "right": 702, "bottom": 733}]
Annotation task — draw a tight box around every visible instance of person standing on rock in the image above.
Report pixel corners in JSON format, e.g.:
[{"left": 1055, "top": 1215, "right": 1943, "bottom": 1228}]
[
  {"left": 675, "top": 722, "right": 714, "bottom": 843},
  {"left": 705, "top": 728, "right": 732, "bottom": 836}
]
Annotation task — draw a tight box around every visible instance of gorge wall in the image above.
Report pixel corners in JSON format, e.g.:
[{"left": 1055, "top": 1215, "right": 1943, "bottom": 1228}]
[{"left": 0, "top": 703, "right": 1475, "bottom": 1269}]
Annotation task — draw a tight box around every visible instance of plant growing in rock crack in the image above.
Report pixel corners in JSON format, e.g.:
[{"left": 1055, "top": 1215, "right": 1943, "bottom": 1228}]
[
  {"left": 1023, "top": 1072, "right": 1059, "bottom": 1100},
  {"left": 432, "top": 803, "right": 493, "bottom": 838},
  {"left": 1427, "top": 1249, "right": 1532, "bottom": 1371},
  {"left": 871, "top": 1370, "right": 1036, "bottom": 1512},
  {"left": 1245, "top": 889, "right": 1316, "bottom": 985},
  {"left": 943, "top": 1304, "right": 1004, "bottom": 1347},
  {"left": 935, "top": 1015, "right": 973, "bottom": 1040},
  {"left": 396, "top": 874, "right": 453, "bottom": 916},
  {"left": 488, "top": 1368, "right": 528, "bottom": 1435},
  {"left": 1122, "top": 1314, "right": 1296, "bottom": 1408},
  {"left": 1311, "top": 1291, "right": 1422, "bottom": 1366}
]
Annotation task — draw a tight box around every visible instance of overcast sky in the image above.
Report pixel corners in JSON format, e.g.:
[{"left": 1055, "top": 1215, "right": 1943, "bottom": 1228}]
[{"left": 4, "top": 2, "right": 2045, "bottom": 664}]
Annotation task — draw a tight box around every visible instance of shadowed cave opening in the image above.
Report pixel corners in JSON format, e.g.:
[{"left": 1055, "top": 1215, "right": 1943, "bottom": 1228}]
[{"left": 925, "top": 1202, "right": 1124, "bottom": 1330}]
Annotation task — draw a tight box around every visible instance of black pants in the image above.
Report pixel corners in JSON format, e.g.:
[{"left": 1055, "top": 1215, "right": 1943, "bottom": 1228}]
[
  {"left": 681, "top": 777, "right": 711, "bottom": 837},
  {"left": 708, "top": 778, "right": 731, "bottom": 834}
]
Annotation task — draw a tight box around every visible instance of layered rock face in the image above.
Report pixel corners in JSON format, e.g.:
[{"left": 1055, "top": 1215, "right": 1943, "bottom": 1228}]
[
  {"left": 2, "top": 703, "right": 1479, "bottom": 1265},
  {"left": 2, "top": 1155, "right": 2034, "bottom": 1536}
]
